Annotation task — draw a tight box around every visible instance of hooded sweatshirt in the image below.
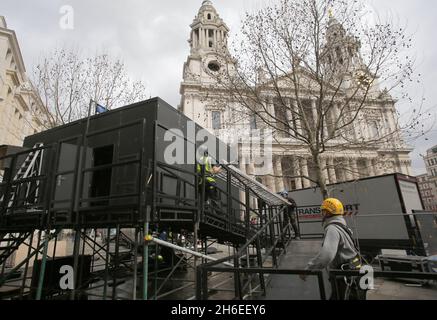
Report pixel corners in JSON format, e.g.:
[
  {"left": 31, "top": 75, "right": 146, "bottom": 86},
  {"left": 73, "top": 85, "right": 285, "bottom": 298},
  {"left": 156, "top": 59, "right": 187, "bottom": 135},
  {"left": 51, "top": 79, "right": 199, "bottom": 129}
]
[{"left": 306, "top": 215, "right": 358, "bottom": 270}]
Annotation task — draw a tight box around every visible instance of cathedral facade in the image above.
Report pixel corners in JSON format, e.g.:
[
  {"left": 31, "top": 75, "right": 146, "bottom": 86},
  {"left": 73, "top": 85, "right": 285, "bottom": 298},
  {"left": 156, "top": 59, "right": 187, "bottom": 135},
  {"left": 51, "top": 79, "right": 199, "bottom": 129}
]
[{"left": 179, "top": 1, "right": 413, "bottom": 193}]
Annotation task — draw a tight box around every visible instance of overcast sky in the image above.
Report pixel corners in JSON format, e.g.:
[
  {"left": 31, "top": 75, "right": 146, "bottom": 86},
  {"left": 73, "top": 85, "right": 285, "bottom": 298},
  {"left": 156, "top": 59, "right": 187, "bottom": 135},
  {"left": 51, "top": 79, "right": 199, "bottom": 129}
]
[{"left": 1, "top": 0, "right": 436, "bottom": 174}]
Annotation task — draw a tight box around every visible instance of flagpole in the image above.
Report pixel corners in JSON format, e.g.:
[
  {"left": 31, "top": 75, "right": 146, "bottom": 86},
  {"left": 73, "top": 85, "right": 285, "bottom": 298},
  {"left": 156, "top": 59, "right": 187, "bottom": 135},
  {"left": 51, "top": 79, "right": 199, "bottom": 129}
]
[
  {"left": 85, "top": 99, "right": 94, "bottom": 137},
  {"left": 71, "top": 98, "right": 94, "bottom": 300}
]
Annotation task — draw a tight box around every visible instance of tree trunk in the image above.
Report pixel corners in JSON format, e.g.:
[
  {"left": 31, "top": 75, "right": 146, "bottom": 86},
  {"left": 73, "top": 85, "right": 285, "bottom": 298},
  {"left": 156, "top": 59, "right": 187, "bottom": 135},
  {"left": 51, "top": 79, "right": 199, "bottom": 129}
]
[{"left": 313, "top": 153, "right": 329, "bottom": 200}]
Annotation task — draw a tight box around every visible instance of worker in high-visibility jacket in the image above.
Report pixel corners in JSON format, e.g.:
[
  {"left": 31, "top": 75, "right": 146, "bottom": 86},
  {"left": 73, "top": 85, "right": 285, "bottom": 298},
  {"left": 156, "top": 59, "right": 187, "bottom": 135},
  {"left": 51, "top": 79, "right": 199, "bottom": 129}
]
[{"left": 197, "top": 146, "right": 221, "bottom": 204}]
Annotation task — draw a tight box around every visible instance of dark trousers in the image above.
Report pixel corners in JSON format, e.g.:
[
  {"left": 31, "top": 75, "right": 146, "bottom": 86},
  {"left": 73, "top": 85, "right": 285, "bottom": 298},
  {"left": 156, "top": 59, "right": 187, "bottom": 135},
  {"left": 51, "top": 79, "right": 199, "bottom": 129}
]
[
  {"left": 330, "top": 276, "right": 367, "bottom": 300},
  {"left": 284, "top": 207, "right": 300, "bottom": 238},
  {"left": 199, "top": 180, "right": 218, "bottom": 202}
]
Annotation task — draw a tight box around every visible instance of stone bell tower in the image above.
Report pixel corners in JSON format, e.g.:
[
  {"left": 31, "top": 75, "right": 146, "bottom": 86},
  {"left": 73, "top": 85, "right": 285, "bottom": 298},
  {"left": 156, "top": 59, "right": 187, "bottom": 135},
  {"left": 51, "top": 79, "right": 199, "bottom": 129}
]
[{"left": 179, "top": 0, "right": 234, "bottom": 131}]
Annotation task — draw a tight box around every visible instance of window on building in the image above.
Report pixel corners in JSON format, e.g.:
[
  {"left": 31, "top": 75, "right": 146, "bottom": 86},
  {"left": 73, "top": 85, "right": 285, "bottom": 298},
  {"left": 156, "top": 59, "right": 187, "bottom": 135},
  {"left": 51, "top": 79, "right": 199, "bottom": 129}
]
[
  {"left": 212, "top": 111, "right": 222, "bottom": 130},
  {"left": 336, "top": 47, "right": 343, "bottom": 65},
  {"left": 274, "top": 102, "right": 288, "bottom": 137},
  {"left": 207, "top": 13, "right": 212, "bottom": 20},
  {"left": 250, "top": 114, "right": 257, "bottom": 130}
]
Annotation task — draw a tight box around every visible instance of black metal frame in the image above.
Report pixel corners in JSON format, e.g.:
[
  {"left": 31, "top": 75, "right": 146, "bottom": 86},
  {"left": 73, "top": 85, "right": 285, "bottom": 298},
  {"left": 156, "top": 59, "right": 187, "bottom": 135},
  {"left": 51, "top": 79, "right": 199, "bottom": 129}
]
[{"left": 0, "top": 97, "right": 296, "bottom": 300}]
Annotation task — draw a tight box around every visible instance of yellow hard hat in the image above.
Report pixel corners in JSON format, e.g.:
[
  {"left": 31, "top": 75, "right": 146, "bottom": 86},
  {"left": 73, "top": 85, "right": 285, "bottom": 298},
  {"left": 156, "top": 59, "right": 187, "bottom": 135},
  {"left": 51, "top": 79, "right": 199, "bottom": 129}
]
[{"left": 321, "top": 198, "right": 344, "bottom": 216}]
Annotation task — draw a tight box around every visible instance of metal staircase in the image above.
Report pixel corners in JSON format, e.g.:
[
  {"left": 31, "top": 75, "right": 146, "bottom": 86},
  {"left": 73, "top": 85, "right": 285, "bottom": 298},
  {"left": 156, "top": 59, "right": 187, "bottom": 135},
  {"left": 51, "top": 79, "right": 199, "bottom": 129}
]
[
  {"left": 0, "top": 143, "right": 44, "bottom": 212},
  {"left": 0, "top": 232, "right": 31, "bottom": 267}
]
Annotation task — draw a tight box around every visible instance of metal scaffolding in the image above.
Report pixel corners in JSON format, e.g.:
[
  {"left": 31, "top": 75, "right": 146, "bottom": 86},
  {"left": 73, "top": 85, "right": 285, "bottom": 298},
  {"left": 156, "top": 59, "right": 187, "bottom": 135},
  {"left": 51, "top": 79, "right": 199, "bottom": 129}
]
[{"left": 0, "top": 141, "right": 295, "bottom": 300}]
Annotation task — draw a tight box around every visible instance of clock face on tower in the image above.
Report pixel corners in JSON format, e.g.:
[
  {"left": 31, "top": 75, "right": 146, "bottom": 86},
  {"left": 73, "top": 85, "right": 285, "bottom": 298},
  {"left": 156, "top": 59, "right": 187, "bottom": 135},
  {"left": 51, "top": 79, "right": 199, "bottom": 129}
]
[{"left": 207, "top": 61, "right": 221, "bottom": 72}]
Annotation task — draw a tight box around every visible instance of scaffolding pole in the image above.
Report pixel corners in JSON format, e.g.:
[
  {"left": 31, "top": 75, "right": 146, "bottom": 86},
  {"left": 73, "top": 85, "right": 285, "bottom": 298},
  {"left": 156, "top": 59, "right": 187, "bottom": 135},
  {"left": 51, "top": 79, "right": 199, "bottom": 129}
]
[{"left": 146, "top": 237, "right": 233, "bottom": 267}]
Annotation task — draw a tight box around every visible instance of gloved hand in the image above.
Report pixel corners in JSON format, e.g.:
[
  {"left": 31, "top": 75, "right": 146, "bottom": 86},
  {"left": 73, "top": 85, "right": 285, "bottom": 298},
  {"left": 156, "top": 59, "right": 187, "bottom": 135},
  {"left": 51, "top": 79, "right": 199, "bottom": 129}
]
[{"left": 299, "top": 274, "right": 308, "bottom": 281}]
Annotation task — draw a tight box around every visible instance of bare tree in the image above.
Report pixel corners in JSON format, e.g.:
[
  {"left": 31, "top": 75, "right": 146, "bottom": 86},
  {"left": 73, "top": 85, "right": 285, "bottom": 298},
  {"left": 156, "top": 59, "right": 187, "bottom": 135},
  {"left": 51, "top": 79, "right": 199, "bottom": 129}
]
[
  {"left": 31, "top": 48, "right": 148, "bottom": 128},
  {"left": 203, "top": 0, "right": 432, "bottom": 198}
]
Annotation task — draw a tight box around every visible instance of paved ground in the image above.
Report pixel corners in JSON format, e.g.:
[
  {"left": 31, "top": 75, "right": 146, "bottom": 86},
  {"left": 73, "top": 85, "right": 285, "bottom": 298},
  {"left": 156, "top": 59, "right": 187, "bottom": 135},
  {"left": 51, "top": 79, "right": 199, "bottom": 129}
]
[
  {"left": 368, "top": 279, "right": 437, "bottom": 300},
  {"left": 259, "top": 239, "right": 437, "bottom": 300}
]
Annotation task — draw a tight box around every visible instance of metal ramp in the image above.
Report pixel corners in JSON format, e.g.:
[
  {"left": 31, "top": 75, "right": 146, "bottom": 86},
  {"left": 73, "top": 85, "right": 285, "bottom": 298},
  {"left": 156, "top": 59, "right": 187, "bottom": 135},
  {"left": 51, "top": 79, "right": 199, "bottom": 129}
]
[
  {"left": 259, "top": 239, "right": 327, "bottom": 300},
  {"left": 216, "top": 164, "right": 290, "bottom": 207}
]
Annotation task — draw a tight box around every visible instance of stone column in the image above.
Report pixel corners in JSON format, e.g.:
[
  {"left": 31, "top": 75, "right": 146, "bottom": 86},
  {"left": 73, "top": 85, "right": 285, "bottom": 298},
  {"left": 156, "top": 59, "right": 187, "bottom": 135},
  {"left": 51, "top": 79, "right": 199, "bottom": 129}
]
[
  {"left": 292, "top": 100, "right": 302, "bottom": 135},
  {"left": 322, "top": 105, "right": 330, "bottom": 138},
  {"left": 405, "top": 161, "right": 412, "bottom": 176},
  {"left": 265, "top": 159, "right": 276, "bottom": 193},
  {"left": 337, "top": 163, "right": 345, "bottom": 183},
  {"left": 351, "top": 159, "right": 360, "bottom": 180},
  {"left": 375, "top": 159, "right": 384, "bottom": 176},
  {"left": 293, "top": 157, "right": 303, "bottom": 190},
  {"left": 367, "top": 158, "right": 376, "bottom": 177},
  {"left": 247, "top": 162, "right": 255, "bottom": 177},
  {"left": 267, "top": 97, "right": 276, "bottom": 121},
  {"left": 274, "top": 156, "right": 285, "bottom": 192},
  {"left": 267, "top": 176, "right": 276, "bottom": 193},
  {"left": 385, "top": 109, "right": 395, "bottom": 133},
  {"left": 199, "top": 28, "right": 203, "bottom": 48},
  {"left": 328, "top": 158, "right": 337, "bottom": 184},
  {"left": 204, "top": 28, "right": 208, "bottom": 47},
  {"left": 311, "top": 99, "right": 318, "bottom": 129},
  {"left": 301, "top": 158, "right": 311, "bottom": 188},
  {"left": 286, "top": 108, "right": 294, "bottom": 136},
  {"left": 334, "top": 103, "right": 341, "bottom": 122},
  {"left": 345, "top": 158, "right": 354, "bottom": 181},
  {"left": 391, "top": 109, "right": 403, "bottom": 143}
]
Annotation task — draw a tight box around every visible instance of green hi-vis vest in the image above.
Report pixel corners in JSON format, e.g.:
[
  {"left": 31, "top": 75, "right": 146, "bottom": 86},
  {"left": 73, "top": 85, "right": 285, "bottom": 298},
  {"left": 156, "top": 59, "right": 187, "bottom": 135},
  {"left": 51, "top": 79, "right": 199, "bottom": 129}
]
[{"left": 197, "top": 156, "right": 216, "bottom": 183}]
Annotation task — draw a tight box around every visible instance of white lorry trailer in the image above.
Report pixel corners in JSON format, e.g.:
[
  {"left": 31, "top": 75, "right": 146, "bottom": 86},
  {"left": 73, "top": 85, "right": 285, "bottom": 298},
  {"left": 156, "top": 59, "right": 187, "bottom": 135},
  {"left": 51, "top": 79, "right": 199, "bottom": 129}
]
[{"left": 289, "top": 173, "right": 437, "bottom": 257}]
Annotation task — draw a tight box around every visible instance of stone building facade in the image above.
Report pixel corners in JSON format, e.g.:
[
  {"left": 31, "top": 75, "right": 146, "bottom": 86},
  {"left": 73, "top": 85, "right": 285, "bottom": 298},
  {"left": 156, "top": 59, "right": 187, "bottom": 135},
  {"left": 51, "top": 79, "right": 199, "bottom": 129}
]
[
  {"left": 417, "top": 145, "right": 437, "bottom": 212},
  {"left": 179, "top": 1, "right": 413, "bottom": 193},
  {"left": 417, "top": 173, "right": 437, "bottom": 212},
  {"left": 0, "top": 16, "right": 46, "bottom": 148}
]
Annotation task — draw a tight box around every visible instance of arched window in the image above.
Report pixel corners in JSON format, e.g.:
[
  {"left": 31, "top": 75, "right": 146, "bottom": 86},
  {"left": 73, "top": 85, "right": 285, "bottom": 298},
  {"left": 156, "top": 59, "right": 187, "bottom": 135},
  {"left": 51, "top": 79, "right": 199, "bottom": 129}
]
[
  {"left": 369, "top": 121, "right": 380, "bottom": 138},
  {"left": 336, "top": 47, "right": 343, "bottom": 65},
  {"left": 207, "top": 13, "right": 212, "bottom": 20}
]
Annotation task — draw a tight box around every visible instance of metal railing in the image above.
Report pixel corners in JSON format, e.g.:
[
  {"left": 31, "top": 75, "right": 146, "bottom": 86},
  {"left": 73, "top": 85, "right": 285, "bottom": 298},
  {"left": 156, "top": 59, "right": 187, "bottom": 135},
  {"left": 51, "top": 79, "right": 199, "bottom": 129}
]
[{"left": 196, "top": 204, "right": 293, "bottom": 299}]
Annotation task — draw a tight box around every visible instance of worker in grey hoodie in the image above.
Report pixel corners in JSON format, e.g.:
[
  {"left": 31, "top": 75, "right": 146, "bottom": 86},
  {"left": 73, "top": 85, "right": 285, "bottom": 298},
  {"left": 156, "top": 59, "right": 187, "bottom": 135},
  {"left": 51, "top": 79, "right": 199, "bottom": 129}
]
[{"left": 300, "top": 198, "right": 366, "bottom": 300}]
